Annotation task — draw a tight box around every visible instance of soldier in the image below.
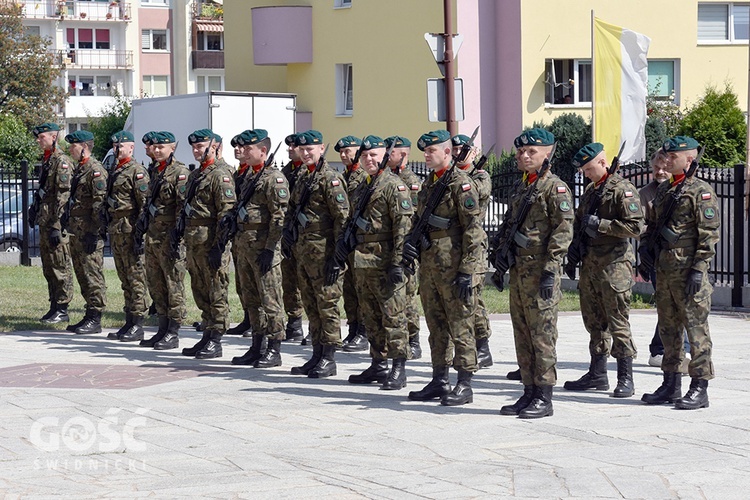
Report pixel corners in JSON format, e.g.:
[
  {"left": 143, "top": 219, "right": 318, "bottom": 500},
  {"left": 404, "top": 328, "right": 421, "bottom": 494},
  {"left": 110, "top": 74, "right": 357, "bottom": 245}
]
[
  {"left": 562, "top": 143, "right": 643, "bottom": 398},
  {"left": 31, "top": 123, "right": 74, "bottom": 324},
  {"left": 337, "top": 135, "right": 414, "bottom": 389},
  {"left": 641, "top": 136, "right": 719, "bottom": 410},
  {"left": 226, "top": 129, "right": 289, "bottom": 368},
  {"left": 403, "top": 130, "right": 483, "bottom": 406},
  {"left": 62, "top": 130, "right": 107, "bottom": 334},
  {"left": 103, "top": 131, "right": 150, "bottom": 342},
  {"left": 495, "top": 128, "right": 573, "bottom": 419},
  {"left": 279, "top": 134, "right": 306, "bottom": 343},
  {"left": 385, "top": 135, "right": 422, "bottom": 359},
  {"left": 177, "top": 129, "right": 236, "bottom": 359},
  {"left": 282, "top": 130, "right": 349, "bottom": 378},
  {"left": 141, "top": 131, "right": 159, "bottom": 319},
  {"left": 213, "top": 134, "right": 235, "bottom": 175},
  {"left": 335, "top": 135, "right": 369, "bottom": 352},
  {"left": 136, "top": 131, "right": 190, "bottom": 350},
  {"left": 452, "top": 134, "right": 494, "bottom": 369}
]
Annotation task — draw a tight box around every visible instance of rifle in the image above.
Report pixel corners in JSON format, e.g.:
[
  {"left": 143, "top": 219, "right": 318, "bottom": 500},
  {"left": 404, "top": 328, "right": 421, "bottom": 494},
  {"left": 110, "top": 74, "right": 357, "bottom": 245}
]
[
  {"left": 61, "top": 148, "right": 86, "bottom": 232},
  {"left": 401, "top": 126, "right": 479, "bottom": 275},
  {"left": 491, "top": 142, "right": 558, "bottom": 285},
  {"left": 564, "top": 141, "right": 626, "bottom": 280},
  {"left": 472, "top": 143, "right": 495, "bottom": 172},
  {"left": 281, "top": 144, "right": 330, "bottom": 258},
  {"left": 216, "top": 142, "right": 282, "bottom": 250},
  {"left": 335, "top": 139, "right": 397, "bottom": 265},
  {"left": 133, "top": 158, "right": 168, "bottom": 248},
  {"left": 99, "top": 137, "right": 122, "bottom": 234},
  {"left": 637, "top": 146, "right": 705, "bottom": 280},
  {"left": 29, "top": 134, "right": 57, "bottom": 228}
]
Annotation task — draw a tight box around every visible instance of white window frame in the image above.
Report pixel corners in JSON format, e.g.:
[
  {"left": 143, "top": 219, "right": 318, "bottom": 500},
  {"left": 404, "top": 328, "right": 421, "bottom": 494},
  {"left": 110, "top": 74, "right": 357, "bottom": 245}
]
[
  {"left": 698, "top": 2, "right": 750, "bottom": 44},
  {"left": 196, "top": 74, "right": 225, "bottom": 93},
  {"left": 141, "top": 29, "right": 170, "bottom": 52},
  {"left": 141, "top": 0, "right": 170, "bottom": 6},
  {"left": 334, "top": 0, "right": 352, "bottom": 9},
  {"left": 142, "top": 75, "right": 170, "bottom": 97},
  {"left": 335, "top": 63, "right": 353, "bottom": 116},
  {"left": 647, "top": 59, "right": 680, "bottom": 104},
  {"left": 544, "top": 58, "right": 592, "bottom": 108}
]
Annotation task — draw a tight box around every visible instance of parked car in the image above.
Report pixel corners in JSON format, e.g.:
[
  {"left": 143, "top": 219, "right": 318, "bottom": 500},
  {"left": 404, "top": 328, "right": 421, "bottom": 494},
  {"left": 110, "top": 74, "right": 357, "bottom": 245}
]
[{"left": 0, "top": 186, "right": 40, "bottom": 253}]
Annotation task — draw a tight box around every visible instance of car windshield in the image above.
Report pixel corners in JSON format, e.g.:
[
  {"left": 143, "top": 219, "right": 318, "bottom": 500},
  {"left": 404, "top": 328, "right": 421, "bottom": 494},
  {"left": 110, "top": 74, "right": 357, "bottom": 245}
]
[{"left": 1, "top": 191, "right": 21, "bottom": 215}]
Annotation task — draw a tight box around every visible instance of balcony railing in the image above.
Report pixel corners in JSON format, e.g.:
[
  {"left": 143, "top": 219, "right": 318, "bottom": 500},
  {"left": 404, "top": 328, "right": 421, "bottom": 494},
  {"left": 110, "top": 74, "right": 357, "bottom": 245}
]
[
  {"left": 192, "top": 50, "right": 224, "bottom": 69},
  {"left": 53, "top": 49, "right": 133, "bottom": 69},
  {"left": 22, "top": 1, "right": 132, "bottom": 22},
  {"left": 192, "top": 0, "right": 223, "bottom": 21}
]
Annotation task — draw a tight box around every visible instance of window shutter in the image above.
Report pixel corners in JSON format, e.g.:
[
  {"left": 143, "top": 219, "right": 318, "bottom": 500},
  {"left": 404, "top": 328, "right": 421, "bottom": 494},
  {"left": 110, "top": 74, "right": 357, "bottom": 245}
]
[
  {"left": 698, "top": 4, "right": 729, "bottom": 40},
  {"left": 141, "top": 30, "right": 151, "bottom": 50}
]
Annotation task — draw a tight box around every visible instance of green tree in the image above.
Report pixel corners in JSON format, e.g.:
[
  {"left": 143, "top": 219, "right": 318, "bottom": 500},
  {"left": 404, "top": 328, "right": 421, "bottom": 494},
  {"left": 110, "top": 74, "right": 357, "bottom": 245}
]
[
  {"left": 86, "top": 91, "right": 131, "bottom": 160},
  {"left": 644, "top": 114, "right": 669, "bottom": 160},
  {"left": 678, "top": 83, "right": 747, "bottom": 168},
  {"left": 0, "top": 113, "right": 39, "bottom": 167},
  {"left": 546, "top": 113, "right": 591, "bottom": 185},
  {"left": 0, "top": 4, "right": 66, "bottom": 130}
]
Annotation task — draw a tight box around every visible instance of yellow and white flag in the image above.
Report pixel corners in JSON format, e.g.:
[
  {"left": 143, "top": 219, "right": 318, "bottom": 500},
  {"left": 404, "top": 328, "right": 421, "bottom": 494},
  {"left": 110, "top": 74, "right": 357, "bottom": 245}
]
[{"left": 593, "top": 17, "right": 650, "bottom": 163}]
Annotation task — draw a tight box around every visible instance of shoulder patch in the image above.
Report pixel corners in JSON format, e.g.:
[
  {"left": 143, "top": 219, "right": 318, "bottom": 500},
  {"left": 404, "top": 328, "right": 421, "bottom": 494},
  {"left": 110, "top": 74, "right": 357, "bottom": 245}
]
[
  {"left": 624, "top": 191, "right": 633, "bottom": 197},
  {"left": 276, "top": 177, "right": 285, "bottom": 183},
  {"left": 93, "top": 171, "right": 101, "bottom": 177},
  {"left": 61, "top": 163, "right": 68, "bottom": 169},
  {"left": 96, "top": 180, "right": 105, "bottom": 190},
  {"left": 398, "top": 185, "right": 406, "bottom": 191},
  {"left": 701, "top": 192, "right": 712, "bottom": 200},
  {"left": 335, "top": 193, "right": 345, "bottom": 203},
  {"left": 332, "top": 179, "right": 341, "bottom": 187},
  {"left": 400, "top": 199, "right": 411, "bottom": 209},
  {"left": 628, "top": 202, "right": 639, "bottom": 213},
  {"left": 223, "top": 176, "right": 231, "bottom": 183},
  {"left": 278, "top": 188, "right": 288, "bottom": 198},
  {"left": 136, "top": 173, "right": 144, "bottom": 180},
  {"left": 704, "top": 207, "right": 716, "bottom": 219},
  {"left": 178, "top": 174, "right": 187, "bottom": 181},
  {"left": 461, "top": 183, "right": 471, "bottom": 192},
  {"left": 464, "top": 197, "right": 476, "bottom": 209},
  {"left": 411, "top": 184, "right": 419, "bottom": 190},
  {"left": 557, "top": 186, "right": 567, "bottom": 193},
  {"left": 139, "top": 184, "right": 148, "bottom": 192},
  {"left": 225, "top": 188, "right": 234, "bottom": 197},
  {"left": 559, "top": 200, "right": 571, "bottom": 212}
]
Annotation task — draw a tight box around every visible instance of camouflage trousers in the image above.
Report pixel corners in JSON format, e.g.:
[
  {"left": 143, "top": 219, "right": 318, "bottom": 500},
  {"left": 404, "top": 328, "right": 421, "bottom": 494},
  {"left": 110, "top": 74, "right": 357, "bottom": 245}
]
[
  {"left": 185, "top": 226, "right": 230, "bottom": 333},
  {"left": 354, "top": 267, "right": 410, "bottom": 360},
  {"left": 419, "top": 263, "right": 478, "bottom": 372},
  {"left": 655, "top": 264, "right": 714, "bottom": 380},
  {"left": 579, "top": 258, "right": 637, "bottom": 359},
  {"left": 342, "top": 255, "right": 361, "bottom": 325},
  {"left": 405, "top": 268, "right": 420, "bottom": 341},
  {"left": 281, "top": 253, "right": 304, "bottom": 319},
  {"left": 69, "top": 226, "right": 106, "bottom": 312},
  {"left": 145, "top": 221, "right": 186, "bottom": 322},
  {"left": 235, "top": 235, "right": 285, "bottom": 341},
  {"left": 294, "top": 244, "right": 342, "bottom": 347},
  {"left": 474, "top": 278, "right": 492, "bottom": 340},
  {"left": 111, "top": 231, "right": 147, "bottom": 316},
  {"left": 39, "top": 224, "right": 73, "bottom": 305},
  {"left": 230, "top": 242, "right": 247, "bottom": 315},
  {"left": 509, "top": 257, "right": 560, "bottom": 386}
]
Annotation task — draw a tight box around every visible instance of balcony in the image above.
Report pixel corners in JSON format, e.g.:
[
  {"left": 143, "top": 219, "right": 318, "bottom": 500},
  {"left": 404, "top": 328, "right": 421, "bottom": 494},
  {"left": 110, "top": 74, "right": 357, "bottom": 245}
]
[
  {"left": 21, "top": 1, "right": 132, "bottom": 22},
  {"left": 192, "top": 50, "right": 224, "bottom": 70},
  {"left": 53, "top": 49, "right": 133, "bottom": 70},
  {"left": 192, "top": 0, "right": 223, "bottom": 21}
]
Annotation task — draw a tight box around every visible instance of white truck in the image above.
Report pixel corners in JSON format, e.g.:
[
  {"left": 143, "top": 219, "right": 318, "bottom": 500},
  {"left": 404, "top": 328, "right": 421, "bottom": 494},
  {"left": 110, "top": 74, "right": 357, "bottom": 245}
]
[{"left": 126, "top": 91, "right": 297, "bottom": 168}]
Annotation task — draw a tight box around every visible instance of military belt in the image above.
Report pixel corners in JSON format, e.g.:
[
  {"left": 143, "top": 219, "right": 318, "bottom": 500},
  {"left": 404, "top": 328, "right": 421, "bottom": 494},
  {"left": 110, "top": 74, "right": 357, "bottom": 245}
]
[
  {"left": 303, "top": 221, "right": 333, "bottom": 232},
  {"left": 588, "top": 236, "right": 628, "bottom": 247},
  {"left": 428, "top": 226, "right": 463, "bottom": 240},
  {"left": 356, "top": 233, "right": 392, "bottom": 244},
  {"left": 664, "top": 238, "right": 697, "bottom": 249},
  {"left": 111, "top": 209, "right": 136, "bottom": 220},
  {"left": 238, "top": 222, "right": 268, "bottom": 231},
  {"left": 154, "top": 215, "right": 176, "bottom": 222},
  {"left": 70, "top": 209, "right": 93, "bottom": 217},
  {"left": 186, "top": 218, "right": 215, "bottom": 227},
  {"left": 516, "top": 246, "right": 546, "bottom": 256}
]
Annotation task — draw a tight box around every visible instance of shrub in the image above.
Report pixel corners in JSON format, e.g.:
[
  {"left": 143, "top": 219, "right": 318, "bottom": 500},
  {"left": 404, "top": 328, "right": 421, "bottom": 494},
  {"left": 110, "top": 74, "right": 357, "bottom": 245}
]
[{"left": 0, "top": 114, "right": 39, "bottom": 168}]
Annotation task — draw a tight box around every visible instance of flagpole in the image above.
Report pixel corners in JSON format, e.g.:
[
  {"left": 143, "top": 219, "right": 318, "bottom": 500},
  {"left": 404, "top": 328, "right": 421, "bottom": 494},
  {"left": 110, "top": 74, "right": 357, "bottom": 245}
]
[{"left": 591, "top": 10, "right": 595, "bottom": 142}]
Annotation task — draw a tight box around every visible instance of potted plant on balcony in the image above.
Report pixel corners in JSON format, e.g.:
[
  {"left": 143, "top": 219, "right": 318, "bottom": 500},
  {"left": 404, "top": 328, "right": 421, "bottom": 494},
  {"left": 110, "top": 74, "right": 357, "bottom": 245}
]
[{"left": 80, "top": 12, "right": 86, "bottom": 19}]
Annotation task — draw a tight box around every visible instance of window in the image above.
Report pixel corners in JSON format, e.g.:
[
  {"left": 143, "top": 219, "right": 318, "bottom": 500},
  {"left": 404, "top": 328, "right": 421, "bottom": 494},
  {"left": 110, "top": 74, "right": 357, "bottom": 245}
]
[
  {"left": 334, "top": 0, "right": 352, "bottom": 8},
  {"left": 141, "top": 0, "right": 169, "bottom": 5},
  {"left": 68, "top": 75, "right": 113, "bottom": 97},
  {"left": 142, "top": 30, "right": 169, "bottom": 51},
  {"left": 197, "top": 75, "right": 224, "bottom": 93},
  {"left": 67, "top": 123, "right": 89, "bottom": 136},
  {"left": 95, "top": 29, "right": 110, "bottom": 50},
  {"left": 197, "top": 32, "right": 223, "bottom": 51},
  {"left": 648, "top": 60, "right": 679, "bottom": 102},
  {"left": 143, "top": 75, "right": 169, "bottom": 97},
  {"left": 66, "top": 28, "right": 109, "bottom": 50},
  {"left": 335, "top": 63, "right": 353, "bottom": 116},
  {"left": 698, "top": 3, "right": 750, "bottom": 42},
  {"left": 77, "top": 29, "right": 93, "bottom": 49},
  {"left": 544, "top": 59, "right": 591, "bottom": 105}
]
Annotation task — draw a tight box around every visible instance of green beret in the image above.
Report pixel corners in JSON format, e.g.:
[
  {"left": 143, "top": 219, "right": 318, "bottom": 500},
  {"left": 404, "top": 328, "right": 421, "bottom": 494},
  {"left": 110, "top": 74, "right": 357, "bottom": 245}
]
[
  {"left": 230, "top": 135, "right": 240, "bottom": 148},
  {"left": 451, "top": 134, "right": 471, "bottom": 147},
  {"left": 294, "top": 130, "right": 323, "bottom": 146},
  {"left": 142, "top": 131, "right": 157, "bottom": 145},
  {"left": 514, "top": 128, "right": 555, "bottom": 148},
  {"left": 32, "top": 123, "right": 61, "bottom": 137},
  {"left": 65, "top": 130, "right": 94, "bottom": 144},
  {"left": 417, "top": 130, "right": 451, "bottom": 151},
  {"left": 111, "top": 130, "right": 135, "bottom": 143},
  {"left": 153, "top": 131, "right": 175, "bottom": 144},
  {"left": 361, "top": 135, "right": 385, "bottom": 151},
  {"left": 213, "top": 133, "right": 223, "bottom": 143},
  {"left": 235, "top": 129, "right": 268, "bottom": 146},
  {"left": 284, "top": 134, "right": 298, "bottom": 146},
  {"left": 571, "top": 142, "right": 604, "bottom": 168},
  {"left": 334, "top": 135, "right": 362, "bottom": 152},
  {"left": 662, "top": 136, "right": 700, "bottom": 152},
  {"left": 188, "top": 129, "right": 214, "bottom": 144},
  {"left": 385, "top": 136, "right": 411, "bottom": 148}
]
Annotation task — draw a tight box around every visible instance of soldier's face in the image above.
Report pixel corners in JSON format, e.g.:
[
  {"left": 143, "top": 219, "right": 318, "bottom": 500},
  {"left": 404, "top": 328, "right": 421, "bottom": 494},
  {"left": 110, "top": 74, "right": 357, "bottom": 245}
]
[
  {"left": 452, "top": 145, "right": 477, "bottom": 165},
  {"left": 338, "top": 146, "right": 358, "bottom": 166},
  {"left": 36, "top": 132, "right": 57, "bottom": 151},
  {"left": 152, "top": 143, "right": 175, "bottom": 162},
  {"left": 361, "top": 148, "right": 385, "bottom": 175},
  {"left": 515, "top": 145, "right": 551, "bottom": 172},
  {"left": 287, "top": 145, "right": 300, "bottom": 161},
  {"left": 665, "top": 150, "right": 693, "bottom": 174},
  {"left": 387, "top": 148, "right": 406, "bottom": 168},
  {"left": 298, "top": 144, "right": 323, "bottom": 165},
  {"left": 244, "top": 144, "right": 266, "bottom": 165},
  {"left": 580, "top": 154, "right": 608, "bottom": 183},
  {"left": 192, "top": 141, "right": 215, "bottom": 162},
  {"left": 68, "top": 142, "right": 84, "bottom": 159},
  {"left": 234, "top": 144, "right": 244, "bottom": 161},
  {"left": 118, "top": 142, "right": 134, "bottom": 159},
  {"left": 144, "top": 144, "right": 155, "bottom": 159},
  {"left": 424, "top": 144, "right": 452, "bottom": 170}
]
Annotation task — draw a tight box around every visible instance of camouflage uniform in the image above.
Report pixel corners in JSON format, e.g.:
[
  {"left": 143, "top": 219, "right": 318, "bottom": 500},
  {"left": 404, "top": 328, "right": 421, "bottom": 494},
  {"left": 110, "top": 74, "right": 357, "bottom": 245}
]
[
  {"left": 342, "top": 165, "right": 368, "bottom": 331},
  {"left": 394, "top": 165, "right": 422, "bottom": 344},
  {"left": 280, "top": 160, "right": 305, "bottom": 321},
  {"left": 230, "top": 164, "right": 251, "bottom": 327}
]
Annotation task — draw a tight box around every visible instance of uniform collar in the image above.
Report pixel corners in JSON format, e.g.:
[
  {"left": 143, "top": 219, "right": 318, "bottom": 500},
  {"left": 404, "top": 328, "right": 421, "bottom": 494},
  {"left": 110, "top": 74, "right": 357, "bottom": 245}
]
[
  {"left": 252, "top": 163, "right": 264, "bottom": 173},
  {"left": 117, "top": 157, "right": 131, "bottom": 168},
  {"left": 595, "top": 172, "right": 609, "bottom": 187},
  {"left": 157, "top": 160, "right": 169, "bottom": 173},
  {"left": 670, "top": 172, "right": 686, "bottom": 186},
  {"left": 238, "top": 163, "right": 249, "bottom": 176},
  {"left": 432, "top": 166, "right": 449, "bottom": 181},
  {"left": 200, "top": 158, "right": 215, "bottom": 171}
]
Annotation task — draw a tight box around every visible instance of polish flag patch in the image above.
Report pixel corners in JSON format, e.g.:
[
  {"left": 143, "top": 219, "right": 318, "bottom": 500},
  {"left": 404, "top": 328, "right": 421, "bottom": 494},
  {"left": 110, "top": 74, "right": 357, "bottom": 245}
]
[
  {"left": 276, "top": 177, "right": 285, "bottom": 183},
  {"left": 461, "top": 183, "right": 472, "bottom": 192},
  {"left": 178, "top": 174, "right": 187, "bottom": 181},
  {"left": 136, "top": 173, "right": 144, "bottom": 179},
  {"left": 557, "top": 186, "right": 567, "bottom": 193},
  {"left": 93, "top": 171, "right": 101, "bottom": 177},
  {"left": 701, "top": 192, "right": 712, "bottom": 200},
  {"left": 398, "top": 185, "right": 406, "bottom": 191},
  {"left": 624, "top": 191, "right": 633, "bottom": 197},
  {"left": 223, "top": 176, "right": 231, "bottom": 183},
  {"left": 61, "top": 163, "right": 68, "bottom": 169},
  {"left": 411, "top": 184, "right": 419, "bottom": 190},
  {"left": 331, "top": 180, "right": 340, "bottom": 187}
]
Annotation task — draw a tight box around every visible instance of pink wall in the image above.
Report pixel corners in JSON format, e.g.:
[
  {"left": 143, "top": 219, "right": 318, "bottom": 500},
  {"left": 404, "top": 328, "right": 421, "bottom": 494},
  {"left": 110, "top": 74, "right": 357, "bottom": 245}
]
[
  {"left": 137, "top": 6, "right": 174, "bottom": 93},
  {"left": 457, "top": 0, "right": 482, "bottom": 149}
]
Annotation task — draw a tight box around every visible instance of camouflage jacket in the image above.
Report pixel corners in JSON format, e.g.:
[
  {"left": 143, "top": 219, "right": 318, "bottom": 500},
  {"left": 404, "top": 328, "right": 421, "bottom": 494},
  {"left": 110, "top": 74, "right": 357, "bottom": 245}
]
[
  {"left": 236, "top": 165, "right": 289, "bottom": 252},
  {"left": 145, "top": 158, "right": 190, "bottom": 236},
  {"left": 281, "top": 160, "right": 304, "bottom": 194},
  {"left": 68, "top": 157, "right": 107, "bottom": 235},
  {"left": 105, "top": 158, "right": 149, "bottom": 234},
  {"left": 350, "top": 170, "right": 414, "bottom": 270},
  {"left": 394, "top": 165, "right": 422, "bottom": 208},
  {"left": 344, "top": 165, "right": 368, "bottom": 195},
  {"left": 461, "top": 164, "right": 491, "bottom": 274},
  {"left": 38, "top": 149, "right": 73, "bottom": 231},
  {"left": 184, "top": 161, "right": 236, "bottom": 247}
]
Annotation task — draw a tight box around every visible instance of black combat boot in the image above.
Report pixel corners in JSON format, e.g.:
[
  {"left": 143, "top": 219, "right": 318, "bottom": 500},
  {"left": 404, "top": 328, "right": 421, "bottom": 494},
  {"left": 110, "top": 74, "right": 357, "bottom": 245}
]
[
  {"left": 42, "top": 304, "right": 69, "bottom": 325},
  {"left": 109, "top": 312, "right": 132, "bottom": 340},
  {"left": 182, "top": 330, "right": 210, "bottom": 357},
  {"left": 409, "top": 335, "right": 422, "bottom": 360},
  {"left": 75, "top": 309, "right": 102, "bottom": 335},
  {"left": 381, "top": 358, "right": 407, "bottom": 391},
  {"left": 41, "top": 301, "right": 56, "bottom": 322},
  {"left": 119, "top": 315, "right": 145, "bottom": 342},
  {"left": 500, "top": 385, "right": 536, "bottom": 415},
  {"left": 284, "top": 316, "right": 304, "bottom": 342},
  {"left": 226, "top": 310, "right": 252, "bottom": 336},
  {"left": 308, "top": 345, "right": 337, "bottom": 378},
  {"left": 140, "top": 315, "right": 168, "bottom": 347},
  {"left": 67, "top": 312, "right": 87, "bottom": 332},
  {"left": 476, "top": 337, "right": 493, "bottom": 369},
  {"left": 506, "top": 368, "right": 522, "bottom": 381},
  {"left": 674, "top": 379, "right": 709, "bottom": 410},
  {"left": 641, "top": 372, "right": 682, "bottom": 405},
  {"left": 154, "top": 319, "right": 180, "bottom": 350},
  {"left": 613, "top": 357, "right": 635, "bottom": 398},
  {"left": 442, "top": 369, "right": 474, "bottom": 406},
  {"left": 195, "top": 330, "right": 223, "bottom": 359},
  {"left": 342, "top": 323, "right": 368, "bottom": 352},
  {"left": 291, "top": 344, "right": 322, "bottom": 375},
  {"left": 343, "top": 321, "right": 359, "bottom": 344},
  {"left": 519, "top": 385, "right": 554, "bottom": 419},
  {"left": 255, "top": 339, "right": 282, "bottom": 368},
  {"left": 232, "top": 334, "right": 265, "bottom": 365},
  {"left": 563, "top": 354, "right": 609, "bottom": 391},
  {"left": 349, "top": 358, "right": 389, "bottom": 384},
  {"left": 409, "top": 366, "right": 452, "bottom": 401}
]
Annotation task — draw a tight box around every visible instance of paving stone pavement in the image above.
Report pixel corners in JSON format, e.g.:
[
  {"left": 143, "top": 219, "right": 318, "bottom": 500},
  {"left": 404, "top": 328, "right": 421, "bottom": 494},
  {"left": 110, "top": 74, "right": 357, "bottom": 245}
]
[{"left": 0, "top": 309, "right": 749, "bottom": 499}]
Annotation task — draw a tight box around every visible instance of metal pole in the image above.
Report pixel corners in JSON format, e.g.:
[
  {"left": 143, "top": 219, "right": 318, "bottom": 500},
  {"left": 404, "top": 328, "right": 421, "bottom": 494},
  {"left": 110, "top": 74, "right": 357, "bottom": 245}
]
[
  {"left": 443, "top": 0, "right": 456, "bottom": 136},
  {"left": 733, "top": 163, "right": 746, "bottom": 307},
  {"left": 20, "top": 160, "right": 30, "bottom": 266}
]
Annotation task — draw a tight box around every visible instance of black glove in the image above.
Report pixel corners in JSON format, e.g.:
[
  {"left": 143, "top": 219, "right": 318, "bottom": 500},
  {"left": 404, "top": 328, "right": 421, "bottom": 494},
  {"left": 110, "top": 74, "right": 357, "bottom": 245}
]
[
  {"left": 539, "top": 270, "right": 555, "bottom": 300},
  {"left": 637, "top": 245, "right": 654, "bottom": 282},
  {"left": 133, "top": 235, "right": 145, "bottom": 256},
  {"left": 208, "top": 245, "right": 223, "bottom": 270},
  {"left": 582, "top": 214, "right": 600, "bottom": 238},
  {"left": 324, "top": 259, "right": 340, "bottom": 286},
  {"left": 454, "top": 272, "right": 473, "bottom": 303},
  {"left": 281, "top": 227, "right": 296, "bottom": 250},
  {"left": 490, "top": 270, "right": 505, "bottom": 291},
  {"left": 82, "top": 233, "right": 98, "bottom": 254},
  {"left": 28, "top": 206, "right": 37, "bottom": 228},
  {"left": 335, "top": 238, "right": 351, "bottom": 266},
  {"left": 402, "top": 240, "right": 419, "bottom": 264},
  {"left": 49, "top": 228, "right": 62, "bottom": 247},
  {"left": 564, "top": 261, "right": 577, "bottom": 281},
  {"left": 257, "top": 249, "right": 274, "bottom": 275},
  {"left": 685, "top": 269, "right": 703, "bottom": 296},
  {"left": 387, "top": 265, "right": 404, "bottom": 285}
]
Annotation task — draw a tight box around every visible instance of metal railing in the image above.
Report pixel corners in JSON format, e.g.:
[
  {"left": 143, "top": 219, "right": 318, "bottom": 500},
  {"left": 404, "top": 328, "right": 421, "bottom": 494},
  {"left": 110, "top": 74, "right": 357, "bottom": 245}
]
[
  {"left": 21, "top": 0, "right": 131, "bottom": 21},
  {"left": 53, "top": 49, "right": 133, "bottom": 70}
]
